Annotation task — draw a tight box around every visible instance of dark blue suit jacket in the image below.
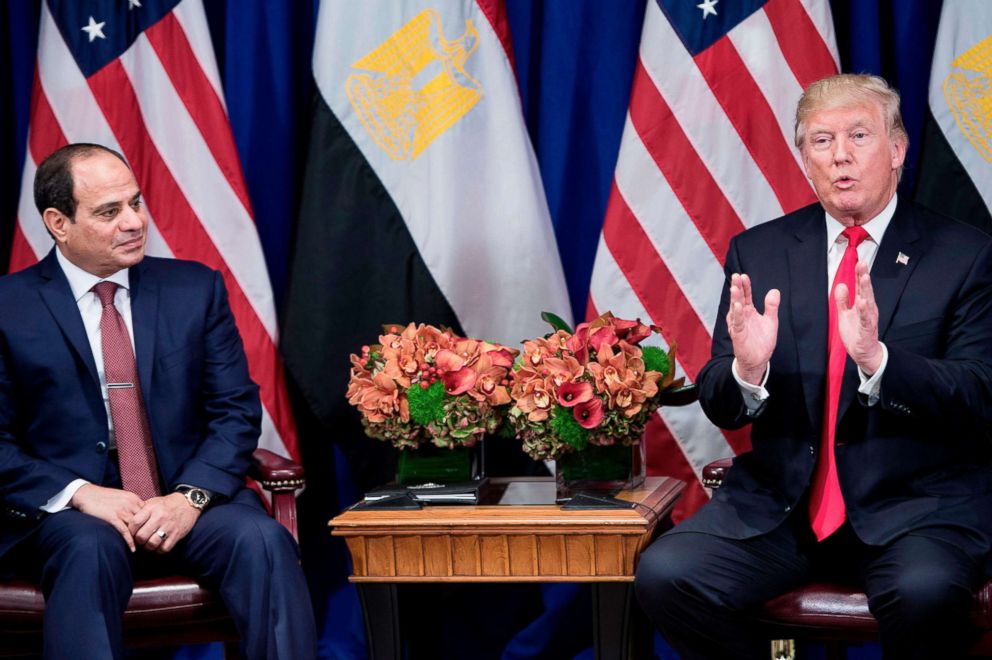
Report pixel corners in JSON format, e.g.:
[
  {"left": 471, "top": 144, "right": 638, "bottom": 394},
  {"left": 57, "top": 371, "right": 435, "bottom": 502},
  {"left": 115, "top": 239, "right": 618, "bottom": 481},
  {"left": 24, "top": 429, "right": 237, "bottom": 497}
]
[
  {"left": 0, "top": 250, "right": 261, "bottom": 561},
  {"left": 683, "top": 200, "right": 992, "bottom": 550}
]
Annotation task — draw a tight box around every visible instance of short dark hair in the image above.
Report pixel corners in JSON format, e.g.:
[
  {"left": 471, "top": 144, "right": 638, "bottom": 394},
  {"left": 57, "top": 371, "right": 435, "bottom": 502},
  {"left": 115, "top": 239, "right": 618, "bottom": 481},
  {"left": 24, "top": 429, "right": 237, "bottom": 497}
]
[{"left": 33, "top": 143, "right": 130, "bottom": 220}]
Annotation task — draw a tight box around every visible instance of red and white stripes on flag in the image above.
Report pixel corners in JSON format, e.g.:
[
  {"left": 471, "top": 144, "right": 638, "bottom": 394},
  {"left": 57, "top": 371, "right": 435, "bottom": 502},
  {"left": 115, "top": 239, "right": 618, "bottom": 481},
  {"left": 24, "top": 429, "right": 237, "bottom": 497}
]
[
  {"left": 589, "top": 0, "right": 838, "bottom": 521},
  {"left": 12, "top": 0, "right": 299, "bottom": 463}
]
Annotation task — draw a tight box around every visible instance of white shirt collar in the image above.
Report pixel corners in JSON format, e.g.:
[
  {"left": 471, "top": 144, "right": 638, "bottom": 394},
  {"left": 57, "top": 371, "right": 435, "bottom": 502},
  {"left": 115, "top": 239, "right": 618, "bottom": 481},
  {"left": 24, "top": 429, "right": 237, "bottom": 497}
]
[
  {"left": 824, "top": 193, "right": 898, "bottom": 249},
  {"left": 55, "top": 248, "right": 131, "bottom": 303}
]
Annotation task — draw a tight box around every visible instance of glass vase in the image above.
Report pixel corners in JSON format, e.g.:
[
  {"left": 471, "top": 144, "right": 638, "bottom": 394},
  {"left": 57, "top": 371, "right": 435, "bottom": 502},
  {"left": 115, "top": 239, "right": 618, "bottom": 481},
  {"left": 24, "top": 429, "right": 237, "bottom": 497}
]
[
  {"left": 396, "top": 443, "right": 479, "bottom": 486},
  {"left": 554, "top": 441, "right": 645, "bottom": 501}
]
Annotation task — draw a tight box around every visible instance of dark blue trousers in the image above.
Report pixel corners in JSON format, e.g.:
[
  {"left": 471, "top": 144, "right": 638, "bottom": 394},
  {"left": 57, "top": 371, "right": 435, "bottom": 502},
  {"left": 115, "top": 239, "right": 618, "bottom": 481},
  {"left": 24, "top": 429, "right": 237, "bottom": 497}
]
[
  {"left": 634, "top": 517, "right": 985, "bottom": 660},
  {"left": 27, "top": 488, "right": 315, "bottom": 660}
]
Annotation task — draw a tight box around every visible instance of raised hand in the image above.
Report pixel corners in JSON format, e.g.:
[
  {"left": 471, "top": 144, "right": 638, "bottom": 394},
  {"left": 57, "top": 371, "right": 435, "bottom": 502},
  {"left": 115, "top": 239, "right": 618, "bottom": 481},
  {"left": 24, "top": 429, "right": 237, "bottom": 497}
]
[
  {"left": 835, "top": 261, "right": 884, "bottom": 375},
  {"left": 726, "top": 273, "right": 780, "bottom": 385}
]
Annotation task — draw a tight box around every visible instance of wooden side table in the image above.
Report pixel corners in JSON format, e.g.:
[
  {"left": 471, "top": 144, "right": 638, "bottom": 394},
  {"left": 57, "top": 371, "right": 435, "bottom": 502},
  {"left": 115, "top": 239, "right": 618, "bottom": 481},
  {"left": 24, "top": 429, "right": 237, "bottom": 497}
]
[{"left": 330, "top": 476, "right": 684, "bottom": 659}]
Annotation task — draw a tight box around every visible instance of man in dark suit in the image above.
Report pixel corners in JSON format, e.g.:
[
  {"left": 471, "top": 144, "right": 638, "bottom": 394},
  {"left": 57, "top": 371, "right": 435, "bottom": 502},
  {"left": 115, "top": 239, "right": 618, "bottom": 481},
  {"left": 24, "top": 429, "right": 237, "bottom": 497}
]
[
  {"left": 635, "top": 74, "right": 992, "bottom": 658},
  {"left": 0, "top": 144, "right": 316, "bottom": 659}
]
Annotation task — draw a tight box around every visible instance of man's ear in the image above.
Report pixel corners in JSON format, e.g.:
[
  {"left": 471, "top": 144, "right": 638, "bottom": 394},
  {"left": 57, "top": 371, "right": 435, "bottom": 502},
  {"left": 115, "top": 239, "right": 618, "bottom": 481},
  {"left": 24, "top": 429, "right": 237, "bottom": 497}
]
[
  {"left": 891, "top": 136, "right": 908, "bottom": 170},
  {"left": 42, "top": 208, "right": 70, "bottom": 243}
]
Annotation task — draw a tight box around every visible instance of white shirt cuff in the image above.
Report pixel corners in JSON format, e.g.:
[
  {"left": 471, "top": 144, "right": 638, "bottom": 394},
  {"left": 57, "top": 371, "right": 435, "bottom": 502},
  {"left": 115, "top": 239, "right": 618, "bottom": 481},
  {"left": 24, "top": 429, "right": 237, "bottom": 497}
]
[
  {"left": 857, "top": 342, "right": 888, "bottom": 406},
  {"left": 41, "top": 479, "right": 90, "bottom": 513},
  {"left": 732, "top": 358, "right": 770, "bottom": 413}
]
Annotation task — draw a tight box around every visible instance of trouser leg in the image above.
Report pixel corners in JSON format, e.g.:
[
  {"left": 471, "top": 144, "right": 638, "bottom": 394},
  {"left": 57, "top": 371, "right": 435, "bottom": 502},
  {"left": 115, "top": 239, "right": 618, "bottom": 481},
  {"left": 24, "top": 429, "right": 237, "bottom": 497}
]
[
  {"left": 34, "top": 510, "right": 133, "bottom": 660},
  {"left": 180, "top": 489, "right": 317, "bottom": 660},
  {"left": 634, "top": 528, "right": 810, "bottom": 660},
  {"left": 863, "top": 531, "right": 984, "bottom": 660}
]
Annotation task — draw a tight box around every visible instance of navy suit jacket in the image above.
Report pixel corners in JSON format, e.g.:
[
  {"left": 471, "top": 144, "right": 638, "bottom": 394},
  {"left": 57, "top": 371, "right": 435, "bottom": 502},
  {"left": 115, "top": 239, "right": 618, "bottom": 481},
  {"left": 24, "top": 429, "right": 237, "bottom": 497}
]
[
  {"left": 0, "top": 250, "right": 261, "bottom": 561},
  {"left": 682, "top": 200, "right": 992, "bottom": 550}
]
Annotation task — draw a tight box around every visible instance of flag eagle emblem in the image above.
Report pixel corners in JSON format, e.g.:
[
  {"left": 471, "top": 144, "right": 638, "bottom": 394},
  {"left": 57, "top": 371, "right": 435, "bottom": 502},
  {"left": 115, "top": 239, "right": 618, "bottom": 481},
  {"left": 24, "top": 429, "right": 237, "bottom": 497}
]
[
  {"left": 944, "top": 34, "right": 992, "bottom": 164},
  {"left": 346, "top": 8, "right": 483, "bottom": 161}
]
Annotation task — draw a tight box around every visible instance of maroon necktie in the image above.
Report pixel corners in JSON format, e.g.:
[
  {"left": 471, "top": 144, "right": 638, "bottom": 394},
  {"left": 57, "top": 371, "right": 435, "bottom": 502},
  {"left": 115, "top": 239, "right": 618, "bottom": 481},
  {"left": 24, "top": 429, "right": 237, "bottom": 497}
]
[
  {"left": 93, "top": 281, "right": 161, "bottom": 500},
  {"left": 809, "top": 225, "right": 869, "bottom": 540}
]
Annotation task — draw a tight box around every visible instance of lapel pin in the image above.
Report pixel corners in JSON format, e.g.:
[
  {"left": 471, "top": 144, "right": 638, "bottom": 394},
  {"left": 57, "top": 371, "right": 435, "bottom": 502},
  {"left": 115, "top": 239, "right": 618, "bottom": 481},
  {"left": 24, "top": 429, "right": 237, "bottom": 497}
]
[{"left": 896, "top": 252, "right": 910, "bottom": 266}]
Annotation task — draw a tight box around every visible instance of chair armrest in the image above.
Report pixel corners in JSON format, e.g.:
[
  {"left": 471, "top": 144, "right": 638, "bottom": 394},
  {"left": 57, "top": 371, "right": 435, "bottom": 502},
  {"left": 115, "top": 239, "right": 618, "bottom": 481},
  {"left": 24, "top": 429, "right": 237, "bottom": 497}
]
[
  {"left": 249, "top": 449, "right": 305, "bottom": 542},
  {"left": 976, "top": 580, "right": 992, "bottom": 628},
  {"left": 702, "top": 457, "right": 733, "bottom": 488},
  {"left": 250, "top": 448, "right": 305, "bottom": 491},
  {"left": 658, "top": 383, "right": 699, "bottom": 407}
]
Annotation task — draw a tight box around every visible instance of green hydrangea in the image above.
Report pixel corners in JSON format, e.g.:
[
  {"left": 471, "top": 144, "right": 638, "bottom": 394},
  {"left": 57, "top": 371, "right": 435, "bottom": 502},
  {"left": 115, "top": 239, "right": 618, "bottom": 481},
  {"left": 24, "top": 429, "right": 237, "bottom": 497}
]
[
  {"left": 407, "top": 380, "right": 446, "bottom": 426},
  {"left": 642, "top": 345, "right": 670, "bottom": 377},
  {"left": 550, "top": 405, "right": 589, "bottom": 451}
]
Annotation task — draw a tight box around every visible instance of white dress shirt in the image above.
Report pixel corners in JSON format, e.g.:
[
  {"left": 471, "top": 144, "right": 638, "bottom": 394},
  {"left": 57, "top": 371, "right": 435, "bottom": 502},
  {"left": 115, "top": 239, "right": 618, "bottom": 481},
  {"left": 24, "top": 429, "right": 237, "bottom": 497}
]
[
  {"left": 42, "top": 249, "right": 134, "bottom": 512},
  {"left": 732, "top": 194, "right": 899, "bottom": 412}
]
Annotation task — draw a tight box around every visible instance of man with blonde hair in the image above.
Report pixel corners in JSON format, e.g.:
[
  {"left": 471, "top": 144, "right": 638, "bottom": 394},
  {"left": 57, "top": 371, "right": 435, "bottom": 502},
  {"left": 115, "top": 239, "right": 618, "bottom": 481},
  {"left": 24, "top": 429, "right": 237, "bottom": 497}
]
[{"left": 635, "top": 73, "right": 992, "bottom": 658}]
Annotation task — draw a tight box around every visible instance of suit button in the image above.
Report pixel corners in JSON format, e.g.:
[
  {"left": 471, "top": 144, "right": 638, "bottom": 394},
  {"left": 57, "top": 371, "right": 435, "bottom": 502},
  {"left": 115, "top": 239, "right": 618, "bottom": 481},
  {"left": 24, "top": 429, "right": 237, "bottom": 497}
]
[
  {"left": 785, "top": 505, "right": 792, "bottom": 512},
  {"left": 95, "top": 441, "right": 108, "bottom": 454}
]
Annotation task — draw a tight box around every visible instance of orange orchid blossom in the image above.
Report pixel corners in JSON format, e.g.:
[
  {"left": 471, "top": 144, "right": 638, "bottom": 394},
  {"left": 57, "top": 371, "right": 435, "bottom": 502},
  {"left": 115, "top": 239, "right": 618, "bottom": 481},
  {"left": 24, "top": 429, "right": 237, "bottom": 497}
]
[
  {"left": 347, "top": 323, "right": 518, "bottom": 449},
  {"left": 508, "top": 312, "right": 680, "bottom": 461}
]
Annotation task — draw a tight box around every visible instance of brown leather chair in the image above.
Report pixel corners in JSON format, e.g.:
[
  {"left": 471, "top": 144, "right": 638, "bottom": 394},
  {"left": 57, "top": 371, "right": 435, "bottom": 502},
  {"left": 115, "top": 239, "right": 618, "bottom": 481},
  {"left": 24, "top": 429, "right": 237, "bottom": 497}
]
[
  {"left": 0, "top": 448, "right": 305, "bottom": 658},
  {"left": 702, "top": 457, "right": 992, "bottom": 658}
]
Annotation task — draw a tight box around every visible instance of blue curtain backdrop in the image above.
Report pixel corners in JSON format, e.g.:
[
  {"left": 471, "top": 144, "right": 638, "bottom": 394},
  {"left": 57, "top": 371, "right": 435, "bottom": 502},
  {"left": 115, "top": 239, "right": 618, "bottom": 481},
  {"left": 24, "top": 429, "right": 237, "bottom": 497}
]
[{"left": 0, "top": 2, "right": 946, "bottom": 658}]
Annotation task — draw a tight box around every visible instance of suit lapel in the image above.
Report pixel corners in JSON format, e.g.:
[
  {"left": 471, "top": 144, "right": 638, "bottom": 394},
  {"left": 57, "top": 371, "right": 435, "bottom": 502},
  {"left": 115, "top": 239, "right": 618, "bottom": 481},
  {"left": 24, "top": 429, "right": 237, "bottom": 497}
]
[
  {"left": 786, "top": 208, "right": 829, "bottom": 433},
  {"left": 129, "top": 262, "right": 159, "bottom": 398},
  {"left": 836, "top": 199, "right": 924, "bottom": 421},
  {"left": 870, "top": 200, "right": 923, "bottom": 339},
  {"left": 38, "top": 251, "right": 100, "bottom": 389}
]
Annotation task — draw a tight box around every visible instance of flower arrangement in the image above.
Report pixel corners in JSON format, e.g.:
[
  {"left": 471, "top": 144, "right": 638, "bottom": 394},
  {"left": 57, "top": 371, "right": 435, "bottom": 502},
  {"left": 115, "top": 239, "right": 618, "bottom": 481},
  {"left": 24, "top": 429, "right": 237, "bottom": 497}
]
[
  {"left": 507, "top": 312, "right": 683, "bottom": 461},
  {"left": 346, "top": 323, "right": 518, "bottom": 450}
]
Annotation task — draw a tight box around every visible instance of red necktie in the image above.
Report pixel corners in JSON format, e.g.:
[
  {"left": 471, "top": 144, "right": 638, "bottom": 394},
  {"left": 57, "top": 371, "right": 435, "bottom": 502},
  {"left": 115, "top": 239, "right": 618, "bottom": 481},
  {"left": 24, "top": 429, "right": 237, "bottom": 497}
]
[
  {"left": 809, "top": 226, "right": 869, "bottom": 540},
  {"left": 93, "top": 281, "right": 161, "bottom": 500}
]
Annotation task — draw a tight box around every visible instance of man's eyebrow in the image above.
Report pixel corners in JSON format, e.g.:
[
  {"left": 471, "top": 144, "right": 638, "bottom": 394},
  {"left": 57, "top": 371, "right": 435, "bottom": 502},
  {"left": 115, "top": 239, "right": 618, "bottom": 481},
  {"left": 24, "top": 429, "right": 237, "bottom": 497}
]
[
  {"left": 91, "top": 199, "right": 123, "bottom": 214},
  {"left": 90, "top": 191, "right": 140, "bottom": 215},
  {"left": 808, "top": 119, "right": 871, "bottom": 135}
]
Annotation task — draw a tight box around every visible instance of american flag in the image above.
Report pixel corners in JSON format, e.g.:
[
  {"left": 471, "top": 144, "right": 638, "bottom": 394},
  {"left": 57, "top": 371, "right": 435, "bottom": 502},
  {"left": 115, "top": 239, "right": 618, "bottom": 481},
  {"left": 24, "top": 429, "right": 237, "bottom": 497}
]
[
  {"left": 11, "top": 0, "right": 299, "bottom": 464},
  {"left": 588, "top": 0, "right": 838, "bottom": 520}
]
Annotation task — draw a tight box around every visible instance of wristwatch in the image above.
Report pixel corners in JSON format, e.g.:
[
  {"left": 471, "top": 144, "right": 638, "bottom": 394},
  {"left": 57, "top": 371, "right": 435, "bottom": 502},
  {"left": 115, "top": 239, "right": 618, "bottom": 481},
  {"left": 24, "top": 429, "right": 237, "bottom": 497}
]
[{"left": 174, "top": 484, "right": 213, "bottom": 511}]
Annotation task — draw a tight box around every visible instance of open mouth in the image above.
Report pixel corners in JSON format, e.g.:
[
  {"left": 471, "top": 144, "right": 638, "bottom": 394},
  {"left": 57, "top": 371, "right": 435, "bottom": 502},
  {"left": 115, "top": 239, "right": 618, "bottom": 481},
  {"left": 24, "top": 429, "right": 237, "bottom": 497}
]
[{"left": 833, "top": 175, "right": 856, "bottom": 189}]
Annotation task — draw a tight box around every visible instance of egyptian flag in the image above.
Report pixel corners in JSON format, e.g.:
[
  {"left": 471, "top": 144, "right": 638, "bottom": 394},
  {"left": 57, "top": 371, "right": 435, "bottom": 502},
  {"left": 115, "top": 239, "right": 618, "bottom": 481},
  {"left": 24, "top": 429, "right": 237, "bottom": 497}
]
[
  {"left": 915, "top": 0, "right": 992, "bottom": 232},
  {"left": 282, "top": 0, "right": 571, "bottom": 490}
]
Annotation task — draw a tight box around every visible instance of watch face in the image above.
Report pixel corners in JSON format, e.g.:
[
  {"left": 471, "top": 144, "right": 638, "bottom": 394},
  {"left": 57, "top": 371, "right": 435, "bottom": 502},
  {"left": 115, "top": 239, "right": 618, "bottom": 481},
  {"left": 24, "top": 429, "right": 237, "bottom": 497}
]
[{"left": 189, "top": 489, "right": 208, "bottom": 506}]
